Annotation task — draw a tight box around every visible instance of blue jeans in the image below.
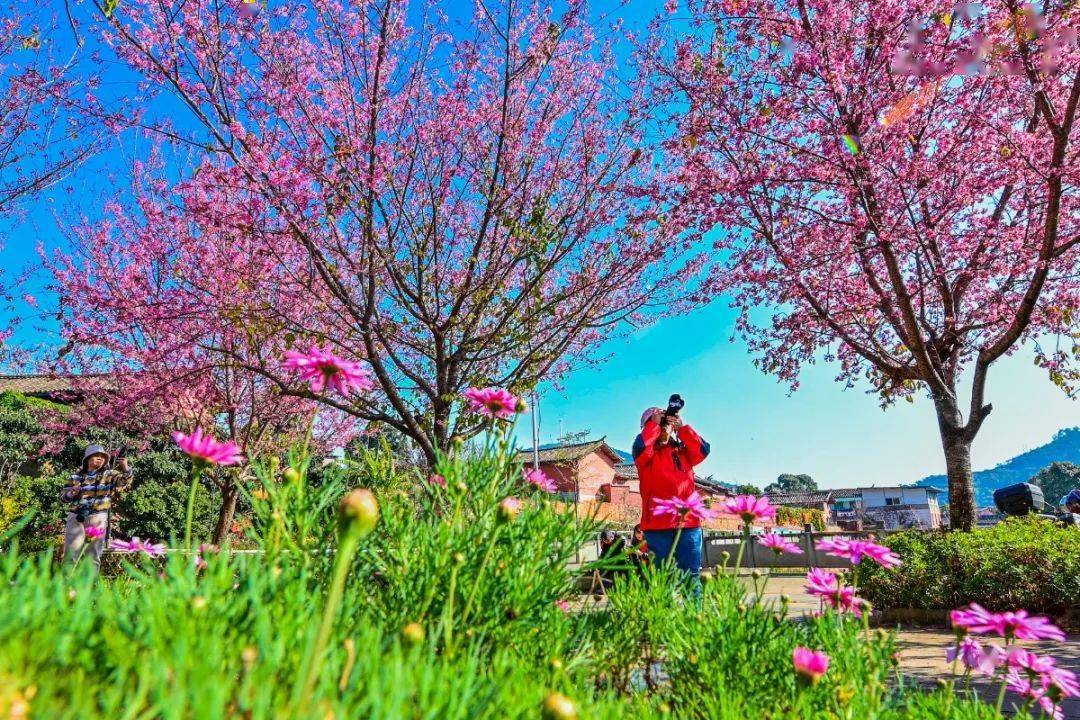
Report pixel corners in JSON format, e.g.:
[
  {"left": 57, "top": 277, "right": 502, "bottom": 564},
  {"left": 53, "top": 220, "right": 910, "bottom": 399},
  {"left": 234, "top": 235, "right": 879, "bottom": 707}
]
[{"left": 644, "top": 527, "right": 702, "bottom": 579}]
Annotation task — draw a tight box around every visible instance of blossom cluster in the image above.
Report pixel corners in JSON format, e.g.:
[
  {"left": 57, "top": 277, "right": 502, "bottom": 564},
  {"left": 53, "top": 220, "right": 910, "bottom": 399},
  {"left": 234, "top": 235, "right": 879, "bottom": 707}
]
[{"left": 949, "top": 603, "right": 1075, "bottom": 719}]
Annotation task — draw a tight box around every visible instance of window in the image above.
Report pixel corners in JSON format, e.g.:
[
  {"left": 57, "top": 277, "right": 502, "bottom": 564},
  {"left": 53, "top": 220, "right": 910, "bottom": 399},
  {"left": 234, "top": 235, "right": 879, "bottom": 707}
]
[{"left": 885, "top": 496, "right": 901, "bottom": 506}]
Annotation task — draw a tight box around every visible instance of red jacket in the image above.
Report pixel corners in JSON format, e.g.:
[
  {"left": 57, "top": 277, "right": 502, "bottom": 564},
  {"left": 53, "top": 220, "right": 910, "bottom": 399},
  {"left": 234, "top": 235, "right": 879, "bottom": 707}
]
[{"left": 633, "top": 421, "right": 711, "bottom": 531}]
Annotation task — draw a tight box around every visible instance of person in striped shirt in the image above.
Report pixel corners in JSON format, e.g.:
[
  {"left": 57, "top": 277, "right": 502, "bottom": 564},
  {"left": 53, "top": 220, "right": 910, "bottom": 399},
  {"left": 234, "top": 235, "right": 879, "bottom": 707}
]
[{"left": 59, "top": 444, "right": 132, "bottom": 569}]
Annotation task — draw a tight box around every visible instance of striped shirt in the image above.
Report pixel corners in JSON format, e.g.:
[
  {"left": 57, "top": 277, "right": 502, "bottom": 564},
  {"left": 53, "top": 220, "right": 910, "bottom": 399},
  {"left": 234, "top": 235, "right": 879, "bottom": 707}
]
[{"left": 59, "top": 468, "right": 133, "bottom": 514}]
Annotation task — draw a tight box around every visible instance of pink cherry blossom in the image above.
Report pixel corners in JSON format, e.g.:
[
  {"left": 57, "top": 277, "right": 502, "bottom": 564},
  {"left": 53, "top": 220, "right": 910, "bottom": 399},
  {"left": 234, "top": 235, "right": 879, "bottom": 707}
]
[
  {"left": 721, "top": 495, "right": 777, "bottom": 525},
  {"left": 654, "top": 491, "right": 718, "bottom": 524},
  {"left": 792, "top": 647, "right": 829, "bottom": 683},
  {"left": 654, "top": 0, "right": 1080, "bottom": 531},
  {"left": 283, "top": 347, "right": 374, "bottom": 396},
  {"left": 464, "top": 387, "right": 522, "bottom": 420},
  {"left": 759, "top": 533, "right": 803, "bottom": 555},
  {"left": 173, "top": 428, "right": 244, "bottom": 467},
  {"left": 524, "top": 467, "right": 557, "bottom": 493},
  {"left": 815, "top": 538, "right": 902, "bottom": 569},
  {"left": 84, "top": 525, "right": 105, "bottom": 541}
]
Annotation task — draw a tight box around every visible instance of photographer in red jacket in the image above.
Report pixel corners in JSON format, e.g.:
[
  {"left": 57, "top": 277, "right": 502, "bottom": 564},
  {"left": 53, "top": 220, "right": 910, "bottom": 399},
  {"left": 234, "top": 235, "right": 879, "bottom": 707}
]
[{"left": 633, "top": 396, "right": 711, "bottom": 584}]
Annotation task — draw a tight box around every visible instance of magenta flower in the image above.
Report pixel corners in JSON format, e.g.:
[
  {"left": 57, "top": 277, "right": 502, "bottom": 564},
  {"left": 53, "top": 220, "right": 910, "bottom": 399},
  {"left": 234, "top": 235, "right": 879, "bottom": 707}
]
[
  {"left": 109, "top": 537, "right": 166, "bottom": 557},
  {"left": 1006, "top": 668, "right": 1069, "bottom": 720},
  {"left": 428, "top": 473, "right": 447, "bottom": 488},
  {"left": 524, "top": 467, "right": 557, "bottom": 493},
  {"left": 1008, "top": 649, "right": 1080, "bottom": 699},
  {"left": 950, "top": 603, "right": 1065, "bottom": 642},
  {"left": 804, "top": 568, "right": 865, "bottom": 616},
  {"left": 759, "top": 533, "right": 803, "bottom": 555},
  {"left": 950, "top": 603, "right": 997, "bottom": 634},
  {"left": 654, "top": 491, "right": 718, "bottom": 524},
  {"left": 463, "top": 387, "right": 522, "bottom": 420},
  {"left": 84, "top": 525, "right": 105, "bottom": 541},
  {"left": 556, "top": 599, "right": 571, "bottom": 613},
  {"left": 792, "top": 647, "right": 829, "bottom": 683},
  {"left": 815, "top": 538, "right": 902, "bottom": 569},
  {"left": 283, "top": 346, "right": 374, "bottom": 395},
  {"left": 946, "top": 637, "right": 1004, "bottom": 676},
  {"left": 173, "top": 428, "right": 243, "bottom": 467},
  {"left": 722, "top": 494, "right": 777, "bottom": 525}
]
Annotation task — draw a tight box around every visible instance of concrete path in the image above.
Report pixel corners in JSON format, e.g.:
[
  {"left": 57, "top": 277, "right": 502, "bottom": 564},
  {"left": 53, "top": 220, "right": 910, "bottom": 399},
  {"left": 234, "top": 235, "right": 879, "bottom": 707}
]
[{"left": 746, "top": 574, "right": 1080, "bottom": 718}]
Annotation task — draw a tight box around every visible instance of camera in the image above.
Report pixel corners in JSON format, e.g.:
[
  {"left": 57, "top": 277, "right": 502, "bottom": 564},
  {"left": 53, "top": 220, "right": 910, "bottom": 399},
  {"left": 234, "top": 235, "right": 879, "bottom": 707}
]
[{"left": 659, "top": 394, "right": 684, "bottom": 427}]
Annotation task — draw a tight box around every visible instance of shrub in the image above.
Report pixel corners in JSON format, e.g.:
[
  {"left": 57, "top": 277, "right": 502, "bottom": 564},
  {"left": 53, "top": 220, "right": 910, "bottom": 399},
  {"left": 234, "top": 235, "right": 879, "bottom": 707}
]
[
  {"left": 0, "top": 437, "right": 1028, "bottom": 719},
  {"left": 855, "top": 516, "right": 1080, "bottom": 615},
  {"left": 776, "top": 506, "right": 826, "bottom": 531}
]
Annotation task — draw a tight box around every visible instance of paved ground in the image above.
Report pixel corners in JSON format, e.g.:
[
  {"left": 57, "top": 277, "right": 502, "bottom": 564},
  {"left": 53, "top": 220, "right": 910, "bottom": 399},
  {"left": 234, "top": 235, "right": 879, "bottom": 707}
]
[
  {"left": 749, "top": 575, "right": 1080, "bottom": 719},
  {"left": 575, "top": 574, "right": 1080, "bottom": 716}
]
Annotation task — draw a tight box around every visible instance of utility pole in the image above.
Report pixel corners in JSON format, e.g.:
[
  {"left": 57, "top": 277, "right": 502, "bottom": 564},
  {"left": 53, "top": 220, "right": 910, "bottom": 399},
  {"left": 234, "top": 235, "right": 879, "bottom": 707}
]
[{"left": 531, "top": 391, "right": 540, "bottom": 471}]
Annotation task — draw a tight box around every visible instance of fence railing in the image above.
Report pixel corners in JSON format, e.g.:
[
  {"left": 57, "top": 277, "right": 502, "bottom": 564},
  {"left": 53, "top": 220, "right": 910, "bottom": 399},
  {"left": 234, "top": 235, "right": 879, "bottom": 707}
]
[{"left": 569, "top": 528, "right": 904, "bottom": 571}]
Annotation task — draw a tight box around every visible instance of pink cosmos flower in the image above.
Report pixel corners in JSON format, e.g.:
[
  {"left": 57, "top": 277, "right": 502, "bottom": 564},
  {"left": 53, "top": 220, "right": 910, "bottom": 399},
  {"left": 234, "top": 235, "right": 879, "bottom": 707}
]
[
  {"left": 84, "top": 525, "right": 105, "bottom": 541},
  {"left": 109, "top": 537, "right": 166, "bottom": 557},
  {"left": 946, "top": 637, "right": 1005, "bottom": 675},
  {"left": 815, "top": 537, "right": 902, "bottom": 569},
  {"left": 173, "top": 428, "right": 243, "bottom": 467},
  {"left": 524, "top": 467, "right": 557, "bottom": 493},
  {"left": 804, "top": 568, "right": 865, "bottom": 617},
  {"left": 759, "top": 533, "right": 803, "bottom": 555},
  {"left": 722, "top": 494, "right": 777, "bottom": 525},
  {"left": 1008, "top": 649, "right": 1080, "bottom": 698},
  {"left": 950, "top": 603, "right": 997, "bottom": 634},
  {"left": 556, "top": 599, "right": 571, "bottom": 613},
  {"left": 283, "top": 347, "right": 374, "bottom": 395},
  {"left": 950, "top": 603, "right": 1065, "bottom": 641},
  {"left": 654, "top": 491, "right": 718, "bottom": 524},
  {"left": 463, "top": 387, "right": 522, "bottom": 419},
  {"left": 1006, "top": 669, "right": 1067, "bottom": 720},
  {"left": 792, "top": 647, "right": 829, "bottom": 683},
  {"left": 429, "top": 474, "right": 447, "bottom": 488}
]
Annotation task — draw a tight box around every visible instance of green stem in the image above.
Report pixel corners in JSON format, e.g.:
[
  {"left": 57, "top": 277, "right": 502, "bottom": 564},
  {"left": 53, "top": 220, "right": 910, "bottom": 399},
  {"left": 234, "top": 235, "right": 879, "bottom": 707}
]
[
  {"left": 734, "top": 524, "right": 749, "bottom": 572},
  {"left": 441, "top": 564, "right": 460, "bottom": 652},
  {"left": 461, "top": 525, "right": 501, "bottom": 622},
  {"left": 183, "top": 467, "right": 202, "bottom": 549},
  {"left": 294, "top": 530, "right": 361, "bottom": 708}
]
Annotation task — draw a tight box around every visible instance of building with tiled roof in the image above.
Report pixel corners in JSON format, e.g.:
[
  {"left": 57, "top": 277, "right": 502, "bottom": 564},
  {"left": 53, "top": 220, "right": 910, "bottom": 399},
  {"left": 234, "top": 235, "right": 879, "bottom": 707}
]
[{"left": 0, "top": 373, "right": 114, "bottom": 402}]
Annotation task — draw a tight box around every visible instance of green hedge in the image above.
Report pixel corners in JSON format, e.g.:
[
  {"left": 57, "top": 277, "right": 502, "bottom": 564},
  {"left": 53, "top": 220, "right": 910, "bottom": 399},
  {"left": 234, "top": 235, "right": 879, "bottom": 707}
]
[{"left": 855, "top": 516, "right": 1080, "bottom": 615}]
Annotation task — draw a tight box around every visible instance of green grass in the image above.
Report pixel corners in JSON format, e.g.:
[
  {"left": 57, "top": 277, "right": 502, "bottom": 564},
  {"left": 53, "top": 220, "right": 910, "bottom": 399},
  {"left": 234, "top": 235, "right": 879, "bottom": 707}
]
[{"left": 0, "top": 434, "right": 1029, "bottom": 719}]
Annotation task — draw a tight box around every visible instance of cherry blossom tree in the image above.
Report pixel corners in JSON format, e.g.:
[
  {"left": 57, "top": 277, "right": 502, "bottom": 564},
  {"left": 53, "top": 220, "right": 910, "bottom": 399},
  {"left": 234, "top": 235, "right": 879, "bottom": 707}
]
[
  {"left": 652, "top": 0, "right": 1079, "bottom": 529},
  {"left": 0, "top": 4, "right": 107, "bottom": 365},
  {"left": 69, "top": 0, "right": 698, "bottom": 466},
  {"left": 51, "top": 170, "right": 362, "bottom": 542}
]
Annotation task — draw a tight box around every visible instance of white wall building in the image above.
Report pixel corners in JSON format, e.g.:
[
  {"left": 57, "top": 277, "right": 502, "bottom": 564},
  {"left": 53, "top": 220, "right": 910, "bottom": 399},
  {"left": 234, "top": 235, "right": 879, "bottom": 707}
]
[{"left": 830, "top": 486, "right": 944, "bottom": 530}]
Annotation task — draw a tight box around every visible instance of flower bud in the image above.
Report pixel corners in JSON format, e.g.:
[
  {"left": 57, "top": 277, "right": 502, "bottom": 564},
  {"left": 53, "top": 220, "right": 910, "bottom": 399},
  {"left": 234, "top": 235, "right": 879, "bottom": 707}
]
[
  {"left": 454, "top": 481, "right": 468, "bottom": 494},
  {"left": 283, "top": 467, "right": 301, "bottom": 484},
  {"left": 700, "top": 569, "right": 715, "bottom": 583},
  {"left": 401, "top": 622, "right": 425, "bottom": 645},
  {"left": 720, "top": 551, "right": 731, "bottom": 561},
  {"left": 453, "top": 552, "right": 466, "bottom": 566},
  {"left": 549, "top": 658, "right": 564, "bottom": 672},
  {"left": 191, "top": 596, "right": 207, "bottom": 611},
  {"left": 541, "top": 692, "right": 578, "bottom": 720},
  {"left": 780, "top": 593, "right": 791, "bottom": 604},
  {"left": 337, "top": 489, "right": 379, "bottom": 537},
  {"left": 515, "top": 397, "right": 529, "bottom": 413},
  {"left": 750, "top": 569, "right": 761, "bottom": 579},
  {"left": 498, "top": 497, "right": 522, "bottom": 523}
]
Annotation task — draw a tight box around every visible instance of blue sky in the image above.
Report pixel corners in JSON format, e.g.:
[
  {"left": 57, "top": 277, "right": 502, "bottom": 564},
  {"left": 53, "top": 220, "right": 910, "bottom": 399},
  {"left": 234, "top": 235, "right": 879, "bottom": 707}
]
[
  {"left": 523, "top": 303, "right": 1077, "bottom": 488},
  {"left": 2, "top": 0, "right": 1076, "bottom": 490}
]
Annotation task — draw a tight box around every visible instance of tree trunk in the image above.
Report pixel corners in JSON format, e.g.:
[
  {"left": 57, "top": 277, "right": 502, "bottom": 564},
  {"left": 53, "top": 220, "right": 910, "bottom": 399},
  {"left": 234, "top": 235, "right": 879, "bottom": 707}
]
[
  {"left": 934, "top": 398, "right": 977, "bottom": 531},
  {"left": 212, "top": 484, "right": 239, "bottom": 545}
]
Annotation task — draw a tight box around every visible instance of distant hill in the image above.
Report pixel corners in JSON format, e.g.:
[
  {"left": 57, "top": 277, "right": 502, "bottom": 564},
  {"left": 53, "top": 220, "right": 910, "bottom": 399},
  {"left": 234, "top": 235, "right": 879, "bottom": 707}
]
[{"left": 914, "top": 427, "right": 1080, "bottom": 506}]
